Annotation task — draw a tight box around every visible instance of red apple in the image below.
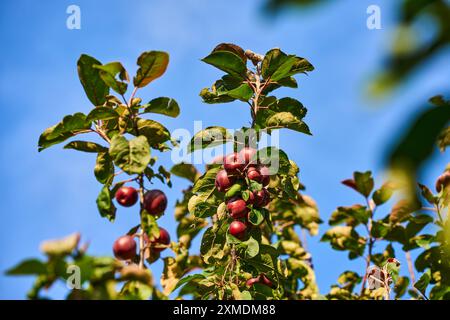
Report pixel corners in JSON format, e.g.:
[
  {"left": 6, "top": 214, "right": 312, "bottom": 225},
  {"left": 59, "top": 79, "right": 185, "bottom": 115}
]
[
  {"left": 254, "top": 189, "right": 270, "bottom": 207},
  {"left": 150, "top": 227, "right": 171, "bottom": 252},
  {"left": 259, "top": 166, "right": 271, "bottom": 186},
  {"left": 144, "top": 190, "right": 167, "bottom": 215},
  {"left": 224, "top": 152, "right": 244, "bottom": 173},
  {"left": 436, "top": 171, "right": 450, "bottom": 192},
  {"left": 246, "top": 277, "right": 260, "bottom": 287},
  {"left": 115, "top": 186, "right": 138, "bottom": 207},
  {"left": 215, "top": 169, "right": 235, "bottom": 192},
  {"left": 246, "top": 166, "right": 262, "bottom": 182},
  {"left": 229, "top": 220, "right": 247, "bottom": 239},
  {"left": 227, "top": 197, "right": 249, "bottom": 219},
  {"left": 113, "top": 235, "right": 136, "bottom": 260},
  {"left": 238, "top": 147, "right": 257, "bottom": 165}
]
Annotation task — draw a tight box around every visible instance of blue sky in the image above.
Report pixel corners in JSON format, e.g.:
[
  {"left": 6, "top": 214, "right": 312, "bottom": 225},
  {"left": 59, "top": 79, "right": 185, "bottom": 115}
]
[{"left": 0, "top": 0, "right": 448, "bottom": 299}]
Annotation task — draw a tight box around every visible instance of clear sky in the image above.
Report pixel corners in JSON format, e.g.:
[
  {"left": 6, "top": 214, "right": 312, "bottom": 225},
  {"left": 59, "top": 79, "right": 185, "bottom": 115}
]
[{"left": 0, "top": 0, "right": 448, "bottom": 299}]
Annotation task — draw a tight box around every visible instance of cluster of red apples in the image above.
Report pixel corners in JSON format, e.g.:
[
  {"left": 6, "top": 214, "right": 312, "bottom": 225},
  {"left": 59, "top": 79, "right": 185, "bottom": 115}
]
[
  {"left": 112, "top": 187, "right": 170, "bottom": 261},
  {"left": 215, "top": 147, "right": 272, "bottom": 240}
]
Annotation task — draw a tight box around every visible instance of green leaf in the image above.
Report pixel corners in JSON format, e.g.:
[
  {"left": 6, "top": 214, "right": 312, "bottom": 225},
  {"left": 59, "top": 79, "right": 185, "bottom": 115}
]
[
  {"left": 94, "top": 62, "right": 129, "bottom": 95},
  {"left": 64, "top": 141, "right": 107, "bottom": 153},
  {"left": 255, "top": 97, "right": 310, "bottom": 134},
  {"left": 242, "top": 237, "right": 259, "bottom": 258},
  {"left": 261, "top": 48, "right": 313, "bottom": 81},
  {"left": 175, "top": 274, "right": 206, "bottom": 291},
  {"left": 201, "top": 224, "right": 227, "bottom": 264},
  {"left": 6, "top": 259, "right": 47, "bottom": 276},
  {"left": 248, "top": 208, "right": 265, "bottom": 226},
  {"left": 201, "top": 51, "right": 247, "bottom": 79},
  {"left": 192, "top": 167, "right": 221, "bottom": 194},
  {"left": 389, "top": 199, "right": 421, "bottom": 223},
  {"left": 38, "top": 113, "right": 91, "bottom": 151},
  {"left": 86, "top": 106, "right": 120, "bottom": 122},
  {"left": 372, "top": 181, "right": 396, "bottom": 205},
  {"left": 189, "top": 126, "right": 233, "bottom": 153},
  {"left": 109, "top": 135, "right": 151, "bottom": 174},
  {"left": 134, "top": 51, "right": 169, "bottom": 88},
  {"left": 414, "top": 269, "right": 431, "bottom": 297},
  {"left": 77, "top": 54, "right": 109, "bottom": 106},
  {"left": 200, "top": 75, "right": 253, "bottom": 104},
  {"left": 141, "top": 213, "right": 160, "bottom": 240},
  {"left": 212, "top": 43, "right": 247, "bottom": 63},
  {"left": 329, "top": 205, "right": 369, "bottom": 227},
  {"left": 255, "top": 147, "right": 291, "bottom": 175},
  {"left": 96, "top": 185, "right": 116, "bottom": 221},
  {"left": 136, "top": 119, "right": 171, "bottom": 146},
  {"left": 94, "top": 152, "right": 114, "bottom": 184},
  {"left": 142, "top": 97, "right": 180, "bottom": 118},
  {"left": 353, "top": 171, "right": 374, "bottom": 198},
  {"left": 170, "top": 163, "right": 199, "bottom": 183}
]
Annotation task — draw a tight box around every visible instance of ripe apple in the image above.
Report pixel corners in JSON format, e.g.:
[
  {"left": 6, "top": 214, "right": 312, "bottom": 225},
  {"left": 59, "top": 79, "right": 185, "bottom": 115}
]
[
  {"left": 113, "top": 235, "right": 136, "bottom": 260},
  {"left": 150, "top": 227, "right": 171, "bottom": 252},
  {"left": 254, "top": 189, "right": 270, "bottom": 207},
  {"left": 115, "top": 186, "right": 138, "bottom": 207},
  {"left": 144, "top": 190, "right": 167, "bottom": 215},
  {"left": 259, "top": 166, "right": 271, "bottom": 186},
  {"left": 227, "top": 197, "right": 249, "bottom": 219},
  {"left": 436, "top": 171, "right": 450, "bottom": 192},
  {"left": 224, "top": 152, "right": 244, "bottom": 173},
  {"left": 239, "top": 147, "right": 257, "bottom": 165},
  {"left": 246, "top": 277, "right": 260, "bottom": 287},
  {"left": 215, "top": 169, "right": 235, "bottom": 192},
  {"left": 246, "top": 166, "right": 261, "bottom": 182},
  {"left": 229, "top": 220, "right": 247, "bottom": 239}
]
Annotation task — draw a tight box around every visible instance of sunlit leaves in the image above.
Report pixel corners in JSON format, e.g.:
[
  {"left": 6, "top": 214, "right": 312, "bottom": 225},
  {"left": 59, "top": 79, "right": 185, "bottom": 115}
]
[
  {"left": 255, "top": 97, "right": 310, "bottom": 135},
  {"left": 141, "top": 213, "right": 160, "bottom": 241},
  {"left": 86, "top": 106, "right": 120, "bottom": 122},
  {"left": 94, "top": 62, "right": 129, "bottom": 95},
  {"left": 201, "top": 51, "right": 247, "bottom": 79},
  {"left": 200, "top": 225, "right": 227, "bottom": 264},
  {"left": 142, "top": 97, "right": 180, "bottom": 118},
  {"left": 170, "top": 163, "right": 199, "bottom": 183},
  {"left": 212, "top": 43, "right": 247, "bottom": 63},
  {"left": 5, "top": 259, "right": 47, "bottom": 276},
  {"left": 96, "top": 185, "right": 116, "bottom": 221},
  {"left": 109, "top": 135, "right": 150, "bottom": 174},
  {"left": 38, "top": 113, "right": 91, "bottom": 151},
  {"left": 256, "top": 147, "right": 291, "bottom": 175},
  {"left": 372, "top": 181, "right": 396, "bottom": 205},
  {"left": 329, "top": 205, "right": 370, "bottom": 227},
  {"left": 133, "top": 51, "right": 169, "bottom": 88},
  {"left": 189, "top": 126, "right": 233, "bottom": 153},
  {"left": 94, "top": 152, "right": 114, "bottom": 184},
  {"left": 135, "top": 119, "right": 171, "bottom": 146},
  {"left": 414, "top": 269, "right": 431, "bottom": 297},
  {"left": 77, "top": 54, "right": 109, "bottom": 106},
  {"left": 64, "top": 141, "right": 107, "bottom": 153},
  {"left": 200, "top": 75, "right": 253, "bottom": 104},
  {"left": 261, "top": 48, "right": 313, "bottom": 81}
]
